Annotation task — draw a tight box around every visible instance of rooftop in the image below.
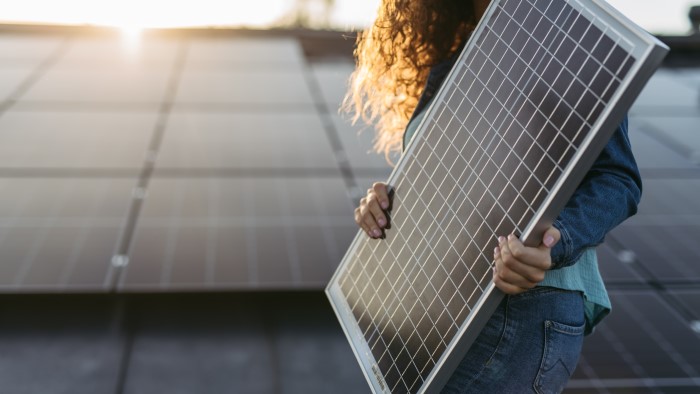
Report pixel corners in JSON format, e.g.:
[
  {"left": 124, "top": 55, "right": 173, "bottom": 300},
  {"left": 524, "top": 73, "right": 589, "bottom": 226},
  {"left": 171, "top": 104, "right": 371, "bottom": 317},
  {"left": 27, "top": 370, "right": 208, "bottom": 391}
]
[{"left": 0, "top": 24, "right": 698, "bottom": 393}]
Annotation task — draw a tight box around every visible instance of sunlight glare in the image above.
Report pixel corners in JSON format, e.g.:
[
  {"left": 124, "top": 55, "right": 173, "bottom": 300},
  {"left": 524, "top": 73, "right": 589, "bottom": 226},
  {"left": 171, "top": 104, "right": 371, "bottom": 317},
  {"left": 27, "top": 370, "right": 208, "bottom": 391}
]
[
  {"left": 119, "top": 24, "right": 142, "bottom": 43},
  {"left": 118, "top": 23, "right": 143, "bottom": 57},
  {"left": 1, "top": 0, "right": 289, "bottom": 29},
  {"left": 0, "top": 0, "right": 693, "bottom": 34}
]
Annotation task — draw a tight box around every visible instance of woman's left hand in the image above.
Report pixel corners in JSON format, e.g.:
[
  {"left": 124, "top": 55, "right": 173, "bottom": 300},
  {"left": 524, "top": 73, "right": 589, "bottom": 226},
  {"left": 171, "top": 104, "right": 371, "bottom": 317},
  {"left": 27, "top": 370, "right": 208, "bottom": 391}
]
[{"left": 492, "top": 227, "right": 560, "bottom": 295}]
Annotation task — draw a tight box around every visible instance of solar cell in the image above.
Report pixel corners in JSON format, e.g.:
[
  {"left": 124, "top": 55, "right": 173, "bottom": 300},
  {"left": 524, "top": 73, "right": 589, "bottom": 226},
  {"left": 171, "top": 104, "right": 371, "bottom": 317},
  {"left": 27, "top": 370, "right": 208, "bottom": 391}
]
[
  {"left": 0, "top": 178, "right": 134, "bottom": 291},
  {"left": 611, "top": 225, "right": 700, "bottom": 282},
  {"left": 157, "top": 112, "right": 337, "bottom": 169},
  {"left": 0, "top": 111, "right": 157, "bottom": 169},
  {"left": 121, "top": 177, "right": 356, "bottom": 290},
  {"left": 570, "top": 291, "right": 700, "bottom": 391},
  {"left": 326, "top": 0, "right": 668, "bottom": 392},
  {"left": 22, "top": 69, "right": 170, "bottom": 104}
]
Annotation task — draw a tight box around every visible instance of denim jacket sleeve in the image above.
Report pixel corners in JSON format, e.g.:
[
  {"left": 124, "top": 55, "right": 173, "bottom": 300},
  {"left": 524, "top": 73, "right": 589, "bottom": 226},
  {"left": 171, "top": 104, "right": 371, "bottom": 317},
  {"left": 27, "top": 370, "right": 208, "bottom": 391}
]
[{"left": 549, "top": 116, "right": 642, "bottom": 269}]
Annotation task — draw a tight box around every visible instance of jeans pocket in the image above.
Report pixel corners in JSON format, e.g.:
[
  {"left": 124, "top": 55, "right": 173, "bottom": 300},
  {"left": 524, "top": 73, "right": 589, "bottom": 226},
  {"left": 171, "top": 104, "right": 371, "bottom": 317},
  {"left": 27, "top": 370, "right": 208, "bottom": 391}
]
[{"left": 533, "top": 320, "right": 585, "bottom": 394}]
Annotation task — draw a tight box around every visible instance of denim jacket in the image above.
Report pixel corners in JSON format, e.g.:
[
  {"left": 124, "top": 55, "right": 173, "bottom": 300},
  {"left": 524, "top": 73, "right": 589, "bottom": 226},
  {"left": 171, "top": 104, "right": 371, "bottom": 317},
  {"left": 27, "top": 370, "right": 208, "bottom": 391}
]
[{"left": 404, "top": 56, "right": 642, "bottom": 270}]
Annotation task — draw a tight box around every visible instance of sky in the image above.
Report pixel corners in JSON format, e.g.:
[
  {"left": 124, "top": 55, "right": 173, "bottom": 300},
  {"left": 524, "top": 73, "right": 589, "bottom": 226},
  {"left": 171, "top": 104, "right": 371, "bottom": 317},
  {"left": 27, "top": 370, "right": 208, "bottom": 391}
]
[{"left": 0, "top": 0, "right": 697, "bottom": 35}]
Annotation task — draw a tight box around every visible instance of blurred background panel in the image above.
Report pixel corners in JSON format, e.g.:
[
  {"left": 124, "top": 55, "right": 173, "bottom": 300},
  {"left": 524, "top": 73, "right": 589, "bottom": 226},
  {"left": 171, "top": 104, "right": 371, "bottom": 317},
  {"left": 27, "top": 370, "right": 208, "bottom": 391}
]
[{"left": 0, "top": 1, "right": 699, "bottom": 393}]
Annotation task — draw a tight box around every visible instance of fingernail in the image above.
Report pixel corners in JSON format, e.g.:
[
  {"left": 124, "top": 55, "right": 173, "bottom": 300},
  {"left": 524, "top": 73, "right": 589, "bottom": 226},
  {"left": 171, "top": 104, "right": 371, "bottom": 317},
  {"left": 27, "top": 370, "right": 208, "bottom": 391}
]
[
  {"left": 508, "top": 234, "right": 515, "bottom": 241},
  {"left": 493, "top": 246, "right": 499, "bottom": 256},
  {"left": 381, "top": 201, "right": 389, "bottom": 209},
  {"left": 373, "top": 229, "right": 382, "bottom": 237},
  {"left": 498, "top": 236, "right": 506, "bottom": 244},
  {"left": 378, "top": 218, "right": 386, "bottom": 227},
  {"left": 544, "top": 235, "right": 555, "bottom": 247}
]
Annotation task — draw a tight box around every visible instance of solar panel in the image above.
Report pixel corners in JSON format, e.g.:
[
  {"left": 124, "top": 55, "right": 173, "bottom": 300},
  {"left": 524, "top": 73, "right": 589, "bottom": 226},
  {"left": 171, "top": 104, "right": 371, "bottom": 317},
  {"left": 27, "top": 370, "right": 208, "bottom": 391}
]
[{"left": 326, "top": 0, "right": 668, "bottom": 392}]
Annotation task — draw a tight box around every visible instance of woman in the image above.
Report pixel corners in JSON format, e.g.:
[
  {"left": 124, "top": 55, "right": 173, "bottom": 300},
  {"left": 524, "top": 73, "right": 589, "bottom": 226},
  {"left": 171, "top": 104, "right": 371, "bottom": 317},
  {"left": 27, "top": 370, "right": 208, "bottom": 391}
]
[{"left": 347, "top": 0, "right": 642, "bottom": 392}]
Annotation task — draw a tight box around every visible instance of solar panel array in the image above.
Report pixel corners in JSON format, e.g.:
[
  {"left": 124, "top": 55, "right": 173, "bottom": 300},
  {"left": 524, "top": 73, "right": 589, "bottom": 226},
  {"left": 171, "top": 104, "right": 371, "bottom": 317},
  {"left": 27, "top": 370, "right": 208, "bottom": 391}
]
[
  {"left": 327, "top": 0, "right": 668, "bottom": 392},
  {"left": 0, "top": 33, "right": 383, "bottom": 292}
]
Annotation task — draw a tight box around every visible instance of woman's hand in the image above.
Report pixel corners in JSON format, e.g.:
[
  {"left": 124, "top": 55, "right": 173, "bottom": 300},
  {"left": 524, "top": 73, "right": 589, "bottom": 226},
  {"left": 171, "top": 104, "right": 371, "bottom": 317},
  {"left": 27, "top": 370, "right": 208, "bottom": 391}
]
[
  {"left": 355, "top": 182, "right": 391, "bottom": 239},
  {"left": 492, "top": 227, "right": 560, "bottom": 295}
]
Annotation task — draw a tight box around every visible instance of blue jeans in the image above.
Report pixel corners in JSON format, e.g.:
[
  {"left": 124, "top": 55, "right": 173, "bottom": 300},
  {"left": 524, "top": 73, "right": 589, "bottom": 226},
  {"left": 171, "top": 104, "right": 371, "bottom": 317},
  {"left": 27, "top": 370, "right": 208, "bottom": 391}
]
[{"left": 442, "top": 287, "right": 585, "bottom": 394}]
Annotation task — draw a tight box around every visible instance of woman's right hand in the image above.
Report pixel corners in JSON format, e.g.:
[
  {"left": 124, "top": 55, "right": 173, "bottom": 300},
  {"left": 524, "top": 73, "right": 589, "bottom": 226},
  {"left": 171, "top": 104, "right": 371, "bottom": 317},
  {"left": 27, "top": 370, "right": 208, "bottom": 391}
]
[{"left": 355, "top": 182, "right": 391, "bottom": 239}]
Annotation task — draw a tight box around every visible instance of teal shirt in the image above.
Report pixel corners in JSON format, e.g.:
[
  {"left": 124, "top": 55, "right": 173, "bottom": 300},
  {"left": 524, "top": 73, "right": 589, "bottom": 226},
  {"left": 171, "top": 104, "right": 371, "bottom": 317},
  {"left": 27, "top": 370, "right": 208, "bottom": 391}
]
[
  {"left": 404, "top": 103, "right": 611, "bottom": 335},
  {"left": 540, "top": 248, "right": 611, "bottom": 335}
]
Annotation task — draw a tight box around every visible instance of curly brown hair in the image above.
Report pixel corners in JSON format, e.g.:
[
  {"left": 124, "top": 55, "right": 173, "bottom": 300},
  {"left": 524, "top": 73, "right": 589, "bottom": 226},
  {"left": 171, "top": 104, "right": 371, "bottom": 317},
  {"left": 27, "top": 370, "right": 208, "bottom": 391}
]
[{"left": 343, "top": 0, "right": 481, "bottom": 161}]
